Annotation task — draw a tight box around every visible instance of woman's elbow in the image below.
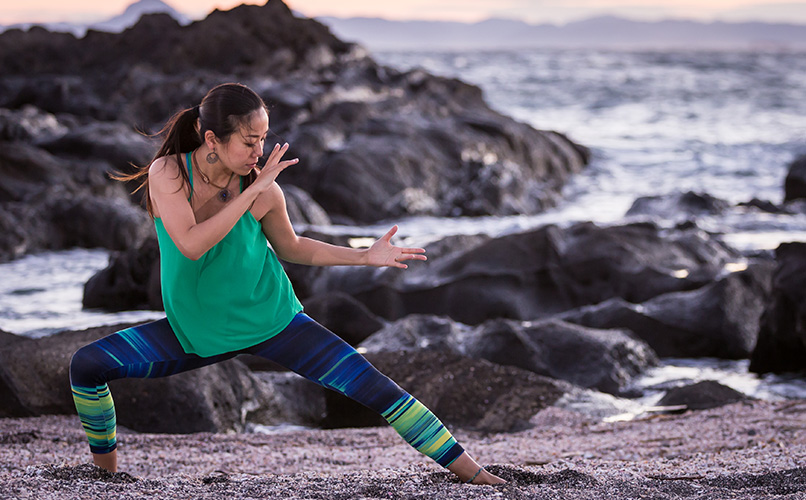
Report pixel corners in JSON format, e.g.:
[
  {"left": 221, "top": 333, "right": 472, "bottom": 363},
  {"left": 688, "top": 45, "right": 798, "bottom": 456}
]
[{"left": 177, "top": 243, "right": 204, "bottom": 261}]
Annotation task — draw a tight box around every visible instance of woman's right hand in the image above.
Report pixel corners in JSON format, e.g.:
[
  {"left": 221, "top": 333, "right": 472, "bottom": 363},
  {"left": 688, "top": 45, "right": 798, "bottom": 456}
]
[{"left": 251, "top": 143, "right": 298, "bottom": 192}]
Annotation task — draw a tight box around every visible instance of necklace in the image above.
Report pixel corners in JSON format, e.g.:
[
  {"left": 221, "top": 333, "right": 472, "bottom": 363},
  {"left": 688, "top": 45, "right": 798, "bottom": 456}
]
[{"left": 192, "top": 149, "right": 235, "bottom": 202}]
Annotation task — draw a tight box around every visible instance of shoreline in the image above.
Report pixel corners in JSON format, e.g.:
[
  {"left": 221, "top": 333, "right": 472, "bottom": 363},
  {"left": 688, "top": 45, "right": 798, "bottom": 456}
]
[{"left": 2, "top": 400, "right": 805, "bottom": 499}]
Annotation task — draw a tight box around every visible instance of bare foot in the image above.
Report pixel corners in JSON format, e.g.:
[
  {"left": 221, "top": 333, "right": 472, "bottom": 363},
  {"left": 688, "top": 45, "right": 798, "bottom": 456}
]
[{"left": 469, "top": 467, "right": 507, "bottom": 485}]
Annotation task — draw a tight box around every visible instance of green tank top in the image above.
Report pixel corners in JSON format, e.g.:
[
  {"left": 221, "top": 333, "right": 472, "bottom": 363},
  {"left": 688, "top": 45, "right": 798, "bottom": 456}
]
[{"left": 154, "top": 152, "right": 303, "bottom": 357}]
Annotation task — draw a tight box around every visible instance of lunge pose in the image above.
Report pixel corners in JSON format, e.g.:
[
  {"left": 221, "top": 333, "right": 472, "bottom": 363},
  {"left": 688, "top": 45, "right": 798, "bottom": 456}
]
[{"left": 69, "top": 83, "right": 504, "bottom": 485}]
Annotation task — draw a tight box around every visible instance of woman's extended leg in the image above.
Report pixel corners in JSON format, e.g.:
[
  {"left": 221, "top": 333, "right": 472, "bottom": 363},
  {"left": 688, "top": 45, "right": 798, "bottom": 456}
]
[
  {"left": 246, "top": 313, "right": 505, "bottom": 484},
  {"left": 69, "top": 318, "right": 236, "bottom": 472}
]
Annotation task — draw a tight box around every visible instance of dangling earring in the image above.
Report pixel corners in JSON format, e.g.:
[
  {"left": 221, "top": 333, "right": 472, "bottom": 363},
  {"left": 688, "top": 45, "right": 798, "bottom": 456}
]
[{"left": 206, "top": 151, "right": 219, "bottom": 164}]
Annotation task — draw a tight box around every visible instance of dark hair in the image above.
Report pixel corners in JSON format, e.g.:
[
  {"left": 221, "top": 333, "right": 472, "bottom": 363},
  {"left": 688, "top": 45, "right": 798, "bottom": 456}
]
[{"left": 117, "top": 82, "right": 267, "bottom": 216}]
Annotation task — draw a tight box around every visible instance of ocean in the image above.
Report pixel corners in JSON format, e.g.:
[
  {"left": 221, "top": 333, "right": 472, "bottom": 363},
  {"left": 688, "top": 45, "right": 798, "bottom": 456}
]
[{"left": 2, "top": 48, "right": 806, "bottom": 403}]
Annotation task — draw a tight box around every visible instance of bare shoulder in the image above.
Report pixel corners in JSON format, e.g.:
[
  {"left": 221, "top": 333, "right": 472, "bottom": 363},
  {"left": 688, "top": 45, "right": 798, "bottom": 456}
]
[
  {"left": 148, "top": 155, "right": 181, "bottom": 181},
  {"left": 148, "top": 155, "right": 188, "bottom": 192}
]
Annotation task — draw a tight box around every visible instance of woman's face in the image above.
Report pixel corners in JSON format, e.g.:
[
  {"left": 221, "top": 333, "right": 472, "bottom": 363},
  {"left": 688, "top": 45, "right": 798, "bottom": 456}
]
[{"left": 217, "top": 108, "right": 269, "bottom": 176}]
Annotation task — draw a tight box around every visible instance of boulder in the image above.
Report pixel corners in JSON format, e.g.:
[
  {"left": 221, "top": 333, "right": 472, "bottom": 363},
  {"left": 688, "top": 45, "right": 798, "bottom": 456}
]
[
  {"left": 360, "top": 315, "right": 657, "bottom": 395},
  {"left": 83, "top": 236, "right": 162, "bottom": 311},
  {"left": 322, "top": 350, "right": 570, "bottom": 433},
  {"left": 626, "top": 191, "right": 730, "bottom": 219},
  {"left": 306, "top": 221, "right": 738, "bottom": 324},
  {"left": 657, "top": 380, "right": 747, "bottom": 410},
  {"left": 301, "top": 292, "right": 385, "bottom": 346},
  {"left": 750, "top": 242, "right": 806, "bottom": 374},
  {"left": 0, "top": 1, "right": 590, "bottom": 226},
  {"left": 560, "top": 262, "right": 774, "bottom": 359},
  {"left": 0, "top": 323, "right": 294, "bottom": 433},
  {"left": 784, "top": 155, "right": 806, "bottom": 203}
]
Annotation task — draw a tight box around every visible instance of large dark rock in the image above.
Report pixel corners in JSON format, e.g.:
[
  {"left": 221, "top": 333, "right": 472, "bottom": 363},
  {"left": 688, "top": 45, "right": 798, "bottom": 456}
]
[
  {"left": 0, "top": 323, "right": 296, "bottom": 433},
  {"left": 301, "top": 292, "right": 385, "bottom": 346},
  {"left": 560, "top": 262, "right": 774, "bottom": 359},
  {"left": 322, "top": 350, "right": 570, "bottom": 433},
  {"left": 0, "top": 1, "right": 590, "bottom": 227},
  {"left": 626, "top": 191, "right": 730, "bottom": 219},
  {"left": 360, "top": 314, "right": 657, "bottom": 395},
  {"left": 305, "top": 221, "right": 738, "bottom": 324},
  {"left": 784, "top": 155, "right": 806, "bottom": 203},
  {"left": 657, "top": 380, "right": 747, "bottom": 410},
  {"left": 750, "top": 242, "right": 806, "bottom": 374},
  {"left": 83, "top": 236, "right": 162, "bottom": 311}
]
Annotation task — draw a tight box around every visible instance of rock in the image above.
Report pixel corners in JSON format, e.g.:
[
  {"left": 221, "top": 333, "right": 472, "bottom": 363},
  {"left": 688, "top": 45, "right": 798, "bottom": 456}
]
[
  {"left": 784, "top": 155, "right": 806, "bottom": 202},
  {"left": 657, "top": 380, "right": 747, "bottom": 410},
  {"left": 39, "top": 121, "right": 157, "bottom": 177},
  {"left": 0, "top": 323, "right": 302, "bottom": 433},
  {"left": 0, "top": 141, "right": 77, "bottom": 203},
  {"left": 560, "top": 262, "right": 774, "bottom": 359},
  {"left": 750, "top": 242, "right": 806, "bottom": 374},
  {"left": 0, "top": 1, "right": 590, "bottom": 226},
  {"left": 360, "top": 315, "right": 657, "bottom": 395},
  {"left": 301, "top": 292, "right": 385, "bottom": 346},
  {"left": 0, "top": 105, "right": 68, "bottom": 142},
  {"left": 322, "top": 350, "right": 570, "bottom": 433},
  {"left": 282, "top": 184, "right": 331, "bottom": 226},
  {"left": 251, "top": 371, "right": 327, "bottom": 426},
  {"left": 47, "top": 194, "right": 153, "bottom": 252},
  {"left": 626, "top": 191, "right": 730, "bottom": 219},
  {"left": 306, "top": 221, "right": 738, "bottom": 324},
  {"left": 280, "top": 66, "right": 590, "bottom": 223},
  {"left": 468, "top": 318, "right": 657, "bottom": 395},
  {"left": 83, "top": 236, "right": 162, "bottom": 311}
]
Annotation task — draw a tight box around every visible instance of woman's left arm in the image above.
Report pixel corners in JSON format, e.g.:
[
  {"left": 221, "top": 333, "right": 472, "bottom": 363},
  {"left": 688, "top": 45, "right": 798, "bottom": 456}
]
[{"left": 258, "top": 184, "right": 426, "bottom": 268}]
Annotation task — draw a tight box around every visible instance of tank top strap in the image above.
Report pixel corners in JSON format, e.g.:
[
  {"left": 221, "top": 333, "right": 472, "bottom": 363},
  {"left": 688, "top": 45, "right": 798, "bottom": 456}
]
[{"left": 185, "top": 151, "right": 194, "bottom": 201}]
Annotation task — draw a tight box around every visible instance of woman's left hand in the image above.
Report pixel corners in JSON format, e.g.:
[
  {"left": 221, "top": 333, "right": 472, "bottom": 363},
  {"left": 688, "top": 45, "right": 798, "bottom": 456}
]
[{"left": 366, "top": 226, "right": 427, "bottom": 269}]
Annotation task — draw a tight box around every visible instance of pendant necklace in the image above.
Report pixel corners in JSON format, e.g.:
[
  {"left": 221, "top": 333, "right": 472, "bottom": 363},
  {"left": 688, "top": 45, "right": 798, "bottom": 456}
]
[{"left": 193, "top": 149, "right": 235, "bottom": 202}]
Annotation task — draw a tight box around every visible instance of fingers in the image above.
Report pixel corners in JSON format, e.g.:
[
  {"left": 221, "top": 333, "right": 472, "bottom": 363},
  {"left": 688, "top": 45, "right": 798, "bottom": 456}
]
[{"left": 381, "top": 225, "right": 399, "bottom": 243}]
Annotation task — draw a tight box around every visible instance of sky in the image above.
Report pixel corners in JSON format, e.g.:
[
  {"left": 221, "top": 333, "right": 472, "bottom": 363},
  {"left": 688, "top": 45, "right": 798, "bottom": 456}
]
[{"left": 2, "top": 0, "right": 806, "bottom": 25}]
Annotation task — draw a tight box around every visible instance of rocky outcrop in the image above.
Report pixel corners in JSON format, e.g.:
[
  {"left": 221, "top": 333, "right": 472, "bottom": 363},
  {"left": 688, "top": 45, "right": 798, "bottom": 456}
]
[
  {"left": 0, "top": 323, "right": 298, "bottom": 433},
  {"left": 0, "top": 0, "right": 589, "bottom": 233},
  {"left": 303, "top": 221, "right": 738, "bottom": 325},
  {"left": 560, "top": 262, "right": 774, "bottom": 359},
  {"left": 657, "top": 380, "right": 747, "bottom": 410},
  {"left": 784, "top": 155, "right": 806, "bottom": 203},
  {"left": 626, "top": 191, "right": 731, "bottom": 219},
  {"left": 360, "top": 315, "right": 657, "bottom": 395},
  {"left": 323, "top": 350, "right": 570, "bottom": 433},
  {"left": 750, "top": 242, "right": 806, "bottom": 374}
]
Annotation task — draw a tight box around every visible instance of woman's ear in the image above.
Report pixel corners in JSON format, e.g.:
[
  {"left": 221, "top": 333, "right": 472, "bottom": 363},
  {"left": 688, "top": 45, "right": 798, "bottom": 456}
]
[{"left": 203, "top": 130, "right": 219, "bottom": 149}]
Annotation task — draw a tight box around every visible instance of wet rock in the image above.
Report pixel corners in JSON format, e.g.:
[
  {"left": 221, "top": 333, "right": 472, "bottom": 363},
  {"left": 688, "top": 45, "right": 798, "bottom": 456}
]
[
  {"left": 560, "top": 262, "right": 774, "bottom": 359},
  {"left": 0, "top": 323, "right": 294, "bottom": 433},
  {"left": 83, "top": 236, "right": 162, "bottom": 311},
  {"left": 0, "top": 1, "right": 590, "bottom": 227},
  {"left": 301, "top": 292, "right": 385, "bottom": 346},
  {"left": 323, "top": 349, "right": 570, "bottom": 433},
  {"left": 750, "top": 242, "right": 806, "bottom": 374},
  {"left": 307, "top": 221, "right": 738, "bottom": 324},
  {"left": 360, "top": 314, "right": 657, "bottom": 395},
  {"left": 657, "top": 380, "right": 747, "bottom": 410},
  {"left": 784, "top": 155, "right": 806, "bottom": 202},
  {"left": 627, "top": 191, "right": 731, "bottom": 218}
]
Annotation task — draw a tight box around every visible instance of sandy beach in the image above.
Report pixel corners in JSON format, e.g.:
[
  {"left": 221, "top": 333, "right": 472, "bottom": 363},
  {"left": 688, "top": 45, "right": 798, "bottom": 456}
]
[{"left": 2, "top": 400, "right": 805, "bottom": 499}]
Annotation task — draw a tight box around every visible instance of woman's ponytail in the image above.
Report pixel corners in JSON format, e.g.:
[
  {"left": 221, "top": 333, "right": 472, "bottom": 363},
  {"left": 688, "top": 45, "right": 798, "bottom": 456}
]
[{"left": 114, "top": 105, "right": 202, "bottom": 217}]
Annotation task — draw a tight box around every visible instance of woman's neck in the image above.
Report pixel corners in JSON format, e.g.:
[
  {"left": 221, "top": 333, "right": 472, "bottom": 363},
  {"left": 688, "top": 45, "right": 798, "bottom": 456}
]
[{"left": 193, "top": 146, "right": 233, "bottom": 187}]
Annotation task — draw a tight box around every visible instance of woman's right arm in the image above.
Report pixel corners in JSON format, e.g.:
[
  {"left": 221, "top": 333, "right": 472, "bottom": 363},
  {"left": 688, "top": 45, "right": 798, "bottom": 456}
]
[{"left": 149, "top": 146, "right": 296, "bottom": 260}]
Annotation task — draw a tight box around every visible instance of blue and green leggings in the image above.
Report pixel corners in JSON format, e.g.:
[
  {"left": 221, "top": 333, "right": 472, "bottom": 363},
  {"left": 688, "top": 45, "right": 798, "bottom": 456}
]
[{"left": 69, "top": 313, "right": 464, "bottom": 468}]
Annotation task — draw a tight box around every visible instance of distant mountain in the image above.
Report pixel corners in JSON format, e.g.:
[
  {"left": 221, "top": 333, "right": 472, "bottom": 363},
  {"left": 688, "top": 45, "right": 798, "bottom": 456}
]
[
  {"left": 318, "top": 15, "right": 806, "bottom": 50},
  {"left": 88, "top": 0, "right": 190, "bottom": 33},
  {"left": 1, "top": 0, "right": 190, "bottom": 37}
]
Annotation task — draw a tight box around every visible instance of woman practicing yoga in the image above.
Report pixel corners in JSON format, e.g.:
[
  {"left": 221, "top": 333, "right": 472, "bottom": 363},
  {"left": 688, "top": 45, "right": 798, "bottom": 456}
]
[{"left": 69, "top": 82, "right": 505, "bottom": 485}]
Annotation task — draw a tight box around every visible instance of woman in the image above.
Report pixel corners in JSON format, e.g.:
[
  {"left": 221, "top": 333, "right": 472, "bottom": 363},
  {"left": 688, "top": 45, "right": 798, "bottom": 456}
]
[{"left": 70, "top": 83, "right": 505, "bottom": 485}]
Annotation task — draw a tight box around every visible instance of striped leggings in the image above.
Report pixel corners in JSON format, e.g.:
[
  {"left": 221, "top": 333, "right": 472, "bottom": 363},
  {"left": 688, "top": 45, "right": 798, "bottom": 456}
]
[{"left": 69, "top": 313, "right": 464, "bottom": 467}]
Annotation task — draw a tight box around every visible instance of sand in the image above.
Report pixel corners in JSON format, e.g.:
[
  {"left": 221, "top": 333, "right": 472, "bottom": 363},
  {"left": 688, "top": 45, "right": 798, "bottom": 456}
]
[{"left": 1, "top": 400, "right": 805, "bottom": 499}]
